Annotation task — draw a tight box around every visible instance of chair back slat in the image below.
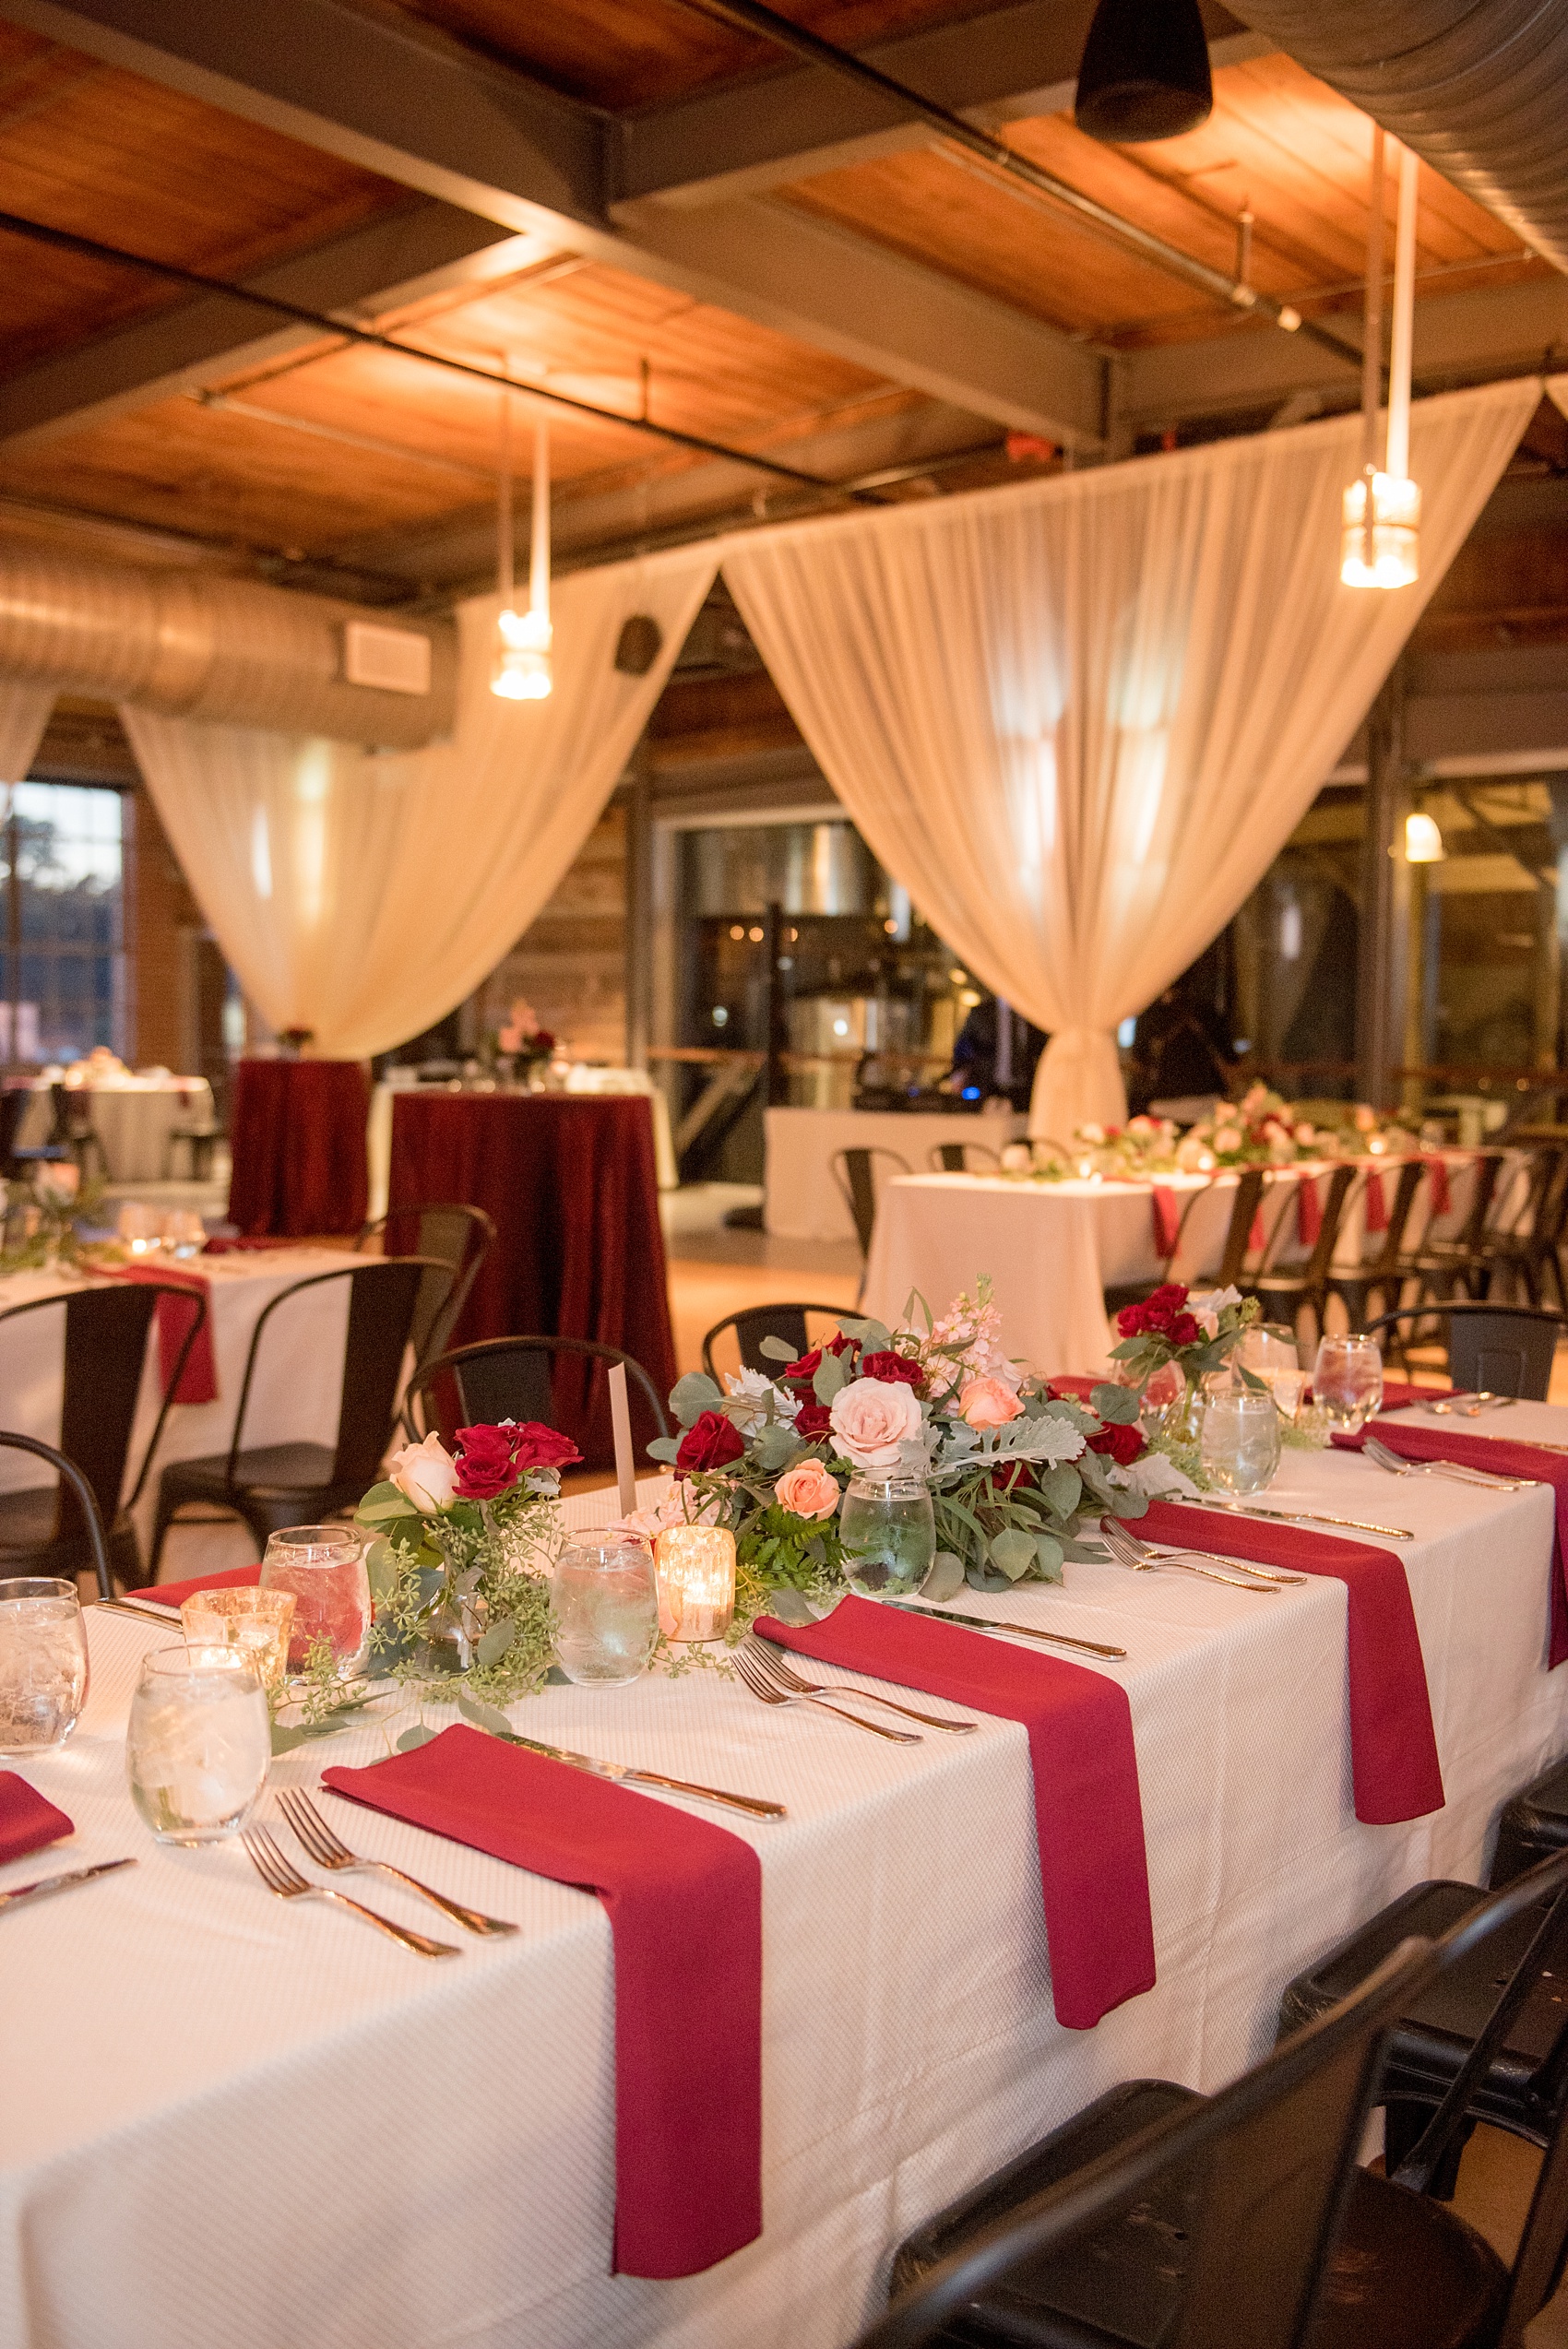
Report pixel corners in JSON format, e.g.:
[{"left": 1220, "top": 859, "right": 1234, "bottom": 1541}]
[
  {"left": 409, "top": 1336, "right": 669, "bottom": 1460},
  {"left": 701, "top": 1302, "right": 848, "bottom": 1383},
  {"left": 1216, "top": 1168, "right": 1265, "bottom": 1288},
  {"left": 831, "top": 1147, "right": 909, "bottom": 1258},
  {"left": 332, "top": 1262, "right": 434, "bottom": 1487},
  {"left": 0, "top": 1430, "right": 113, "bottom": 1598},
  {"left": 1360, "top": 1301, "right": 1562, "bottom": 1400},
  {"left": 59, "top": 1287, "right": 159, "bottom": 1534}
]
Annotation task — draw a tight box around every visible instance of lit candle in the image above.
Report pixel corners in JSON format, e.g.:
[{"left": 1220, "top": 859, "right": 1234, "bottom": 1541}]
[
  {"left": 652, "top": 1525, "right": 736, "bottom": 1643},
  {"left": 180, "top": 1586, "right": 296, "bottom": 1693}
]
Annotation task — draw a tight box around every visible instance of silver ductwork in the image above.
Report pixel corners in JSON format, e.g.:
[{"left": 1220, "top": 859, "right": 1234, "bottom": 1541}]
[
  {"left": 1232, "top": 2, "right": 1568, "bottom": 273},
  {"left": 0, "top": 549, "right": 457, "bottom": 747}
]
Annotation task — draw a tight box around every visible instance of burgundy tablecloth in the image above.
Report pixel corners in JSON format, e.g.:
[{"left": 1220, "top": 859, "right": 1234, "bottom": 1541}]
[
  {"left": 388, "top": 1092, "right": 677, "bottom": 1466},
  {"left": 227, "top": 1060, "right": 369, "bottom": 1239}
]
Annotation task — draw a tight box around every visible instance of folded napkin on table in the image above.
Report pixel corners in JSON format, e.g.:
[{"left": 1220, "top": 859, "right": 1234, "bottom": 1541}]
[
  {"left": 754, "top": 1593, "right": 1154, "bottom": 2028},
  {"left": 102, "top": 1263, "right": 217, "bottom": 1405},
  {"left": 138, "top": 1565, "right": 261, "bottom": 1609},
  {"left": 1150, "top": 1185, "right": 1181, "bottom": 1260},
  {"left": 1336, "top": 1417, "right": 1568, "bottom": 1668},
  {"left": 322, "top": 1724, "right": 761, "bottom": 2279},
  {"left": 1137, "top": 1499, "right": 1443, "bottom": 1824},
  {"left": 0, "top": 1773, "right": 73, "bottom": 1864}
]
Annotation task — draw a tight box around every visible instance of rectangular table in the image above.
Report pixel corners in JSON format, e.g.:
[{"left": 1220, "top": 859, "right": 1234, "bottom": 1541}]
[
  {"left": 764, "top": 1106, "right": 1028, "bottom": 1243},
  {"left": 6, "top": 1425, "right": 1566, "bottom": 2349},
  {"left": 14, "top": 1076, "right": 215, "bottom": 1184}
]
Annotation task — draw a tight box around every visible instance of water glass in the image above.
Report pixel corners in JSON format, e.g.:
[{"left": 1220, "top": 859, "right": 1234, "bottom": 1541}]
[
  {"left": 167, "top": 1210, "right": 207, "bottom": 1258},
  {"left": 839, "top": 1475, "right": 936, "bottom": 1597},
  {"left": 1313, "top": 1334, "right": 1384, "bottom": 1431},
  {"left": 126, "top": 1646, "right": 270, "bottom": 1844},
  {"left": 117, "top": 1201, "right": 161, "bottom": 1254},
  {"left": 178, "top": 1585, "right": 295, "bottom": 1693},
  {"left": 1237, "top": 1322, "right": 1306, "bottom": 1422},
  {"left": 550, "top": 1542, "right": 659, "bottom": 1686},
  {"left": 259, "top": 1525, "right": 372, "bottom": 1677},
  {"left": 0, "top": 1576, "right": 89, "bottom": 1755},
  {"left": 1199, "top": 1387, "right": 1283, "bottom": 1496}
]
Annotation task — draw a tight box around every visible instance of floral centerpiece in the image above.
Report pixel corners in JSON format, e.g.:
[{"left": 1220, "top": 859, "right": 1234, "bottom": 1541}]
[
  {"left": 1108, "top": 1279, "right": 1260, "bottom": 1446},
  {"left": 491, "top": 994, "right": 556, "bottom": 1075},
  {"left": 0, "top": 1158, "right": 103, "bottom": 1275},
  {"left": 641, "top": 1281, "right": 1175, "bottom": 1609},
  {"left": 999, "top": 1116, "right": 1180, "bottom": 1183}
]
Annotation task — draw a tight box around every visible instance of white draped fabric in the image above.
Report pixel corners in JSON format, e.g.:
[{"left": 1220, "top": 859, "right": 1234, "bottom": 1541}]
[
  {"left": 0, "top": 682, "right": 54, "bottom": 784},
  {"left": 721, "top": 379, "right": 1540, "bottom": 1137},
  {"left": 121, "top": 549, "right": 717, "bottom": 1061}
]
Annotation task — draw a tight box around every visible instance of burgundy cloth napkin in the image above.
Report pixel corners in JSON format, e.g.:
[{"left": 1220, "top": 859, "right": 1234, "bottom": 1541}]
[
  {"left": 201, "top": 1235, "right": 301, "bottom": 1255},
  {"left": 1422, "top": 1154, "right": 1453, "bottom": 1216},
  {"left": 139, "top": 1565, "right": 261, "bottom": 1608},
  {"left": 754, "top": 1595, "right": 1155, "bottom": 2028},
  {"left": 322, "top": 1725, "right": 762, "bottom": 2279},
  {"left": 1336, "top": 1418, "right": 1568, "bottom": 1669},
  {"left": 1150, "top": 1185, "right": 1181, "bottom": 1259},
  {"left": 104, "top": 1264, "right": 217, "bottom": 1405},
  {"left": 1363, "top": 1166, "right": 1389, "bottom": 1233},
  {"left": 1297, "top": 1173, "right": 1323, "bottom": 1248},
  {"left": 1138, "top": 1500, "right": 1443, "bottom": 1824},
  {"left": 0, "top": 1773, "right": 73, "bottom": 1863}
]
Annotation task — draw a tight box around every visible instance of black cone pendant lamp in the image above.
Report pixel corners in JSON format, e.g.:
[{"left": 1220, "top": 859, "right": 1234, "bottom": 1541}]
[{"left": 1074, "top": 0, "right": 1213, "bottom": 142}]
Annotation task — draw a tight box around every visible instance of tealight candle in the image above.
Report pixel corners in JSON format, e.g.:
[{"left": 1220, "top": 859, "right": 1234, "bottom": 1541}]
[
  {"left": 652, "top": 1525, "right": 736, "bottom": 1643},
  {"left": 179, "top": 1585, "right": 296, "bottom": 1693}
]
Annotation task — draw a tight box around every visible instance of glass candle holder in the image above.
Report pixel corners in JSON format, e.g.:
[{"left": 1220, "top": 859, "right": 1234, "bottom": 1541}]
[
  {"left": 126, "top": 1646, "right": 270, "bottom": 1844},
  {"left": 652, "top": 1525, "right": 737, "bottom": 1643},
  {"left": 259, "top": 1525, "right": 372, "bottom": 1677},
  {"left": 179, "top": 1586, "right": 296, "bottom": 1694},
  {"left": 1313, "top": 1334, "right": 1384, "bottom": 1432},
  {"left": 0, "top": 1576, "right": 89, "bottom": 1756},
  {"left": 1199, "top": 1387, "right": 1282, "bottom": 1496},
  {"left": 839, "top": 1475, "right": 936, "bottom": 1597},
  {"left": 551, "top": 1542, "right": 659, "bottom": 1686}
]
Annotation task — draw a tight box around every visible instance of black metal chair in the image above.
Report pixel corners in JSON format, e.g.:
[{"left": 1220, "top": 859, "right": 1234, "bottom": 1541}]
[
  {"left": 0, "top": 1278, "right": 207, "bottom": 1590},
  {"left": 1478, "top": 1146, "right": 1563, "bottom": 1307},
  {"left": 1397, "top": 1151, "right": 1506, "bottom": 1304},
  {"left": 701, "top": 1302, "right": 849, "bottom": 1383},
  {"left": 0, "top": 1430, "right": 113, "bottom": 1600},
  {"left": 929, "top": 1142, "right": 1001, "bottom": 1172},
  {"left": 148, "top": 1257, "right": 446, "bottom": 1573},
  {"left": 357, "top": 1200, "right": 494, "bottom": 1375},
  {"left": 863, "top": 1933, "right": 1461, "bottom": 2349},
  {"left": 831, "top": 1146, "right": 910, "bottom": 1258},
  {"left": 1489, "top": 1145, "right": 1568, "bottom": 1314},
  {"left": 1324, "top": 1157, "right": 1427, "bottom": 1331},
  {"left": 1491, "top": 1753, "right": 1568, "bottom": 1891},
  {"left": 1360, "top": 1300, "right": 1562, "bottom": 1401},
  {"left": 46, "top": 1082, "right": 112, "bottom": 1182},
  {"left": 1103, "top": 1176, "right": 1221, "bottom": 1318},
  {"left": 407, "top": 1334, "right": 669, "bottom": 1461}
]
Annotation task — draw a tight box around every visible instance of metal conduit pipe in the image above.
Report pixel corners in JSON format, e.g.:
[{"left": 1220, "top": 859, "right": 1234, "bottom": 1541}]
[
  {"left": 1230, "top": 0, "right": 1568, "bottom": 275},
  {"left": 0, "top": 552, "right": 457, "bottom": 747}
]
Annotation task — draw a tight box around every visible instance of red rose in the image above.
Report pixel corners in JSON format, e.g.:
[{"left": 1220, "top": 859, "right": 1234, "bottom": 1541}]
[
  {"left": 454, "top": 1423, "right": 522, "bottom": 1499},
  {"left": 1167, "top": 1313, "right": 1201, "bottom": 1347},
  {"left": 675, "top": 1409, "right": 746, "bottom": 1474},
  {"left": 1087, "top": 1420, "right": 1145, "bottom": 1465},
  {"left": 506, "top": 1421, "right": 582, "bottom": 1472},
  {"left": 792, "top": 1401, "right": 834, "bottom": 1440},
  {"left": 861, "top": 1350, "right": 924, "bottom": 1390},
  {"left": 783, "top": 1331, "right": 854, "bottom": 1382}
]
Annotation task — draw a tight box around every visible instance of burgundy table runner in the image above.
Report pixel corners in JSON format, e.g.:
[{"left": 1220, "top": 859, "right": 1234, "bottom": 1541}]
[
  {"left": 754, "top": 1595, "right": 1155, "bottom": 2028},
  {"left": 0, "top": 1774, "right": 73, "bottom": 1864},
  {"left": 104, "top": 1264, "right": 217, "bottom": 1405},
  {"left": 387, "top": 1092, "right": 677, "bottom": 1468},
  {"left": 322, "top": 1725, "right": 762, "bottom": 2278},
  {"left": 1138, "top": 1499, "right": 1443, "bottom": 1824},
  {"left": 1336, "top": 1418, "right": 1568, "bottom": 1668},
  {"left": 228, "top": 1060, "right": 369, "bottom": 1239},
  {"left": 138, "top": 1565, "right": 260, "bottom": 1608}
]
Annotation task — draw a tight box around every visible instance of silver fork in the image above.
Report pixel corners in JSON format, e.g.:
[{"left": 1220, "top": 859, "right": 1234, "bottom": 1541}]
[
  {"left": 1099, "top": 1514, "right": 1289, "bottom": 1591},
  {"left": 732, "top": 1644, "right": 921, "bottom": 1741},
  {"left": 742, "top": 1632, "right": 976, "bottom": 1733},
  {"left": 241, "top": 1823, "right": 459, "bottom": 1956},
  {"left": 278, "top": 1788, "right": 518, "bottom": 1937},
  {"left": 1363, "top": 1433, "right": 1537, "bottom": 1491}
]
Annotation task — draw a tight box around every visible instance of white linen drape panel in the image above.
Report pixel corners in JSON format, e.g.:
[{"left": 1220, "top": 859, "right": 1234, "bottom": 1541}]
[
  {"left": 121, "top": 549, "right": 717, "bottom": 1061},
  {"left": 1544, "top": 374, "right": 1568, "bottom": 427},
  {"left": 721, "top": 379, "right": 1539, "bottom": 1136},
  {"left": 0, "top": 682, "right": 54, "bottom": 783}
]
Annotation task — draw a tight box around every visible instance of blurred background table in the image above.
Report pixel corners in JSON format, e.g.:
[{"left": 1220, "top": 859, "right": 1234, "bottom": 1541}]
[
  {"left": 12, "top": 1073, "right": 215, "bottom": 1183},
  {"left": 227, "top": 1061, "right": 369, "bottom": 1239},
  {"left": 764, "top": 1104, "right": 1028, "bottom": 1241},
  {"left": 387, "top": 1089, "right": 677, "bottom": 1464}
]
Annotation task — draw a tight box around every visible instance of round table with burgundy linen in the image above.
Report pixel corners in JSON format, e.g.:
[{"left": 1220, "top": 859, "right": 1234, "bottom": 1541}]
[
  {"left": 387, "top": 1089, "right": 678, "bottom": 1465},
  {"left": 226, "top": 1060, "right": 370, "bottom": 1239}
]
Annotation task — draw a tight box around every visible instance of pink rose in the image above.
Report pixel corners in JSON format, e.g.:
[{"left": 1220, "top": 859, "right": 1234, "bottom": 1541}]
[
  {"left": 958, "top": 1375, "right": 1025, "bottom": 1429},
  {"left": 828, "top": 1376, "right": 923, "bottom": 1469},
  {"left": 773, "top": 1463, "right": 841, "bottom": 1520}
]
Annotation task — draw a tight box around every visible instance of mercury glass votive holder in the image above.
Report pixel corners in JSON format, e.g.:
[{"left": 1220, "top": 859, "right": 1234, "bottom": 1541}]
[
  {"left": 652, "top": 1525, "right": 737, "bottom": 1643},
  {"left": 179, "top": 1586, "right": 296, "bottom": 1694}
]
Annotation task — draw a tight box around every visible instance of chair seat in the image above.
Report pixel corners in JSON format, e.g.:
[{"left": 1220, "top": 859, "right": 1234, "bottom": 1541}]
[
  {"left": 160, "top": 1443, "right": 341, "bottom": 1501},
  {"left": 1301, "top": 2169, "right": 1506, "bottom": 2349},
  {"left": 1491, "top": 1755, "right": 1568, "bottom": 1888},
  {"left": 0, "top": 1482, "right": 140, "bottom": 1585}
]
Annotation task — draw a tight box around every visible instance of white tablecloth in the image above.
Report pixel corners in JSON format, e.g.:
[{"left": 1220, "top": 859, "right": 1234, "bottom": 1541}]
[
  {"left": 5, "top": 1425, "right": 1567, "bottom": 2349},
  {"left": 764, "top": 1107, "right": 1028, "bottom": 1242},
  {"left": 14, "top": 1078, "right": 215, "bottom": 1183}
]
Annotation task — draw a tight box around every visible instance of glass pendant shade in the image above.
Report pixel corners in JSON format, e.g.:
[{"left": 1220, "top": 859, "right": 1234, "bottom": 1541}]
[
  {"left": 1340, "top": 469, "right": 1421, "bottom": 590},
  {"left": 1404, "top": 812, "right": 1444, "bottom": 864},
  {"left": 491, "top": 603, "right": 552, "bottom": 701},
  {"left": 1074, "top": 0, "right": 1213, "bottom": 142}
]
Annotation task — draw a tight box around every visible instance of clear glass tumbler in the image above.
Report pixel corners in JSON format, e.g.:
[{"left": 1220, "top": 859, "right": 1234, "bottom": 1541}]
[
  {"left": 839, "top": 1475, "right": 936, "bottom": 1597},
  {"left": 1238, "top": 1322, "right": 1306, "bottom": 1423},
  {"left": 1199, "top": 1387, "right": 1283, "bottom": 1495},
  {"left": 1313, "top": 1334, "right": 1385, "bottom": 1431},
  {"left": 259, "top": 1525, "right": 372, "bottom": 1677},
  {"left": 126, "top": 1646, "right": 270, "bottom": 1843},
  {"left": 551, "top": 1542, "right": 660, "bottom": 1686},
  {"left": 0, "top": 1576, "right": 89, "bottom": 1756}
]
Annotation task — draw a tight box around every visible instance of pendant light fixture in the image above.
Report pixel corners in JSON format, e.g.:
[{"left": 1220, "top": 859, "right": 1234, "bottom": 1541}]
[
  {"left": 1342, "top": 132, "right": 1421, "bottom": 590},
  {"left": 491, "top": 367, "right": 553, "bottom": 702},
  {"left": 1074, "top": 0, "right": 1213, "bottom": 144}
]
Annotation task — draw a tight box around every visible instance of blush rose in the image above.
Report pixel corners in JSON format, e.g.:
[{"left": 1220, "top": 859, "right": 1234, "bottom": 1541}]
[
  {"left": 773, "top": 1463, "right": 842, "bottom": 1519},
  {"left": 828, "top": 1376, "right": 923, "bottom": 1469},
  {"left": 957, "top": 1375, "right": 1024, "bottom": 1429},
  {"left": 387, "top": 1431, "right": 458, "bottom": 1512}
]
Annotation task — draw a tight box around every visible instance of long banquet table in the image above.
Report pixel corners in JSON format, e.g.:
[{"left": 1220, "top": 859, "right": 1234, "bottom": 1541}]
[
  {"left": 763, "top": 1105, "right": 1028, "bottom": 1242},
  {"left": 6, "top": 1417, "right": 1568, "bottom": 2349}
]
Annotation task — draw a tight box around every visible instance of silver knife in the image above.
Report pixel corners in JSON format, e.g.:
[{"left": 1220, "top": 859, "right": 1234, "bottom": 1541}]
[
  {"left": 885, "top": 1598, "right": 1127, "bottom": 1659},
  {"left": 0, "top": 1857, "right": 136, "bottom": 1913},
  {"left": 504, "top": 1733, "right": 786, "bottom": 1820},
  {"left": 1170, "top": 1500, "right": 1414, "bottom": 1541}
]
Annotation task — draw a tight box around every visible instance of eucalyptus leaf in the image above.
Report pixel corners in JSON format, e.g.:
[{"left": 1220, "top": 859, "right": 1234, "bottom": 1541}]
[
  {"left": 989, "top": 1527, "right": 1037, "bottom": 1581},
  {"left": 813, "top": 1350, "right": 849, "bottom": 1405},
  {"left": 1032, "top": 1534, "right": 1064, "bottom": 1584},
  {"left": 365, "top": 1536, "right": 400, "bottom": 1604},
  {"left": 396, "top": 1723, "right": 439, "bottom": 1752},
  {"left": 1060, "top": 1536, "right": 1109, "bottom": 1562},
  {"left": 646, "top": 1435, "right": 682, "bottom": 1464},
  {"left": 1037, "top": 1464, "right": 1082, "bottom": 1518},
  {"left": 921, "top": 1549, "right": 966, "bottom": 1603},
  {"left": 1089, "top": 1382, "right": 1143, "bottom": 1426},
  {"left": 671, "top": 1370, "right": 723, "bottom": 1427},
  {"left": 545, "top": 1665, "right": 571, "bottom": 1686},
  {"left": 476, "top": 1616, "right": 517, "bottom": 1667},
  {"left": 967, "top": 1565, "right": 1014, "bottom": 1593},
  {"left": 457, "top": 1689, "right": 515, "bottom": 1737},
  {"left": 766, "top": 1587, "right": 819, "bottom": 1625},
  {"left": 757, "top": 1335, "right": 798, "bottom": 1361},
  {"left": 853, "top": 1319, "right": 892, "bottom": 1353},
  {"left": 1107, "top": 1488, "right": 1150, "bottom": 1520},
  {"left": 751, "top": 1420, "right": 799, "bottom": 1473}
]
